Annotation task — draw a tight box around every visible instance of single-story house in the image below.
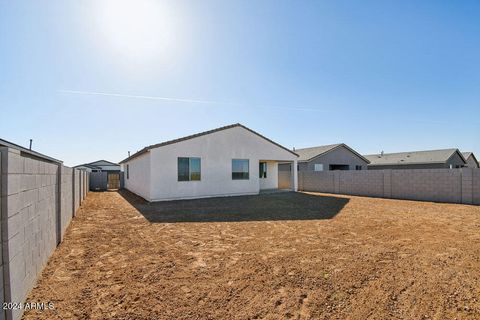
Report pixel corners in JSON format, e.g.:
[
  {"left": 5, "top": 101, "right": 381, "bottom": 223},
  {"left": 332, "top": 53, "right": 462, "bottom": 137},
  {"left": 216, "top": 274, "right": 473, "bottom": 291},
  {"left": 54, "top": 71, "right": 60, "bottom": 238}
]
[
  {"left": 365, "top": 149, "right": 467, "bottom": 170},
  {"left": 119, "top": 123, "right": 299, "bottom": 202},
  {"left": 462, "top": 152, "right": 479, "bottom": 168},
  {"left": 294, "top": 143, "right": 370, "bottom": 172},
  {"left": 74, "top": 160, "right": 121, "bottom": 173}
]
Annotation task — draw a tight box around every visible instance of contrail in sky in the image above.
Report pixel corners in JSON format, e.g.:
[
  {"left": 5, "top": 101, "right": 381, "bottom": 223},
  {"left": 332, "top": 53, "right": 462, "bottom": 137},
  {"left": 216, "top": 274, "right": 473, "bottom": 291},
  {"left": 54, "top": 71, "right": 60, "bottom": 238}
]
[{"left": 57, "top": 89, "right": 325, "bottom": 112}]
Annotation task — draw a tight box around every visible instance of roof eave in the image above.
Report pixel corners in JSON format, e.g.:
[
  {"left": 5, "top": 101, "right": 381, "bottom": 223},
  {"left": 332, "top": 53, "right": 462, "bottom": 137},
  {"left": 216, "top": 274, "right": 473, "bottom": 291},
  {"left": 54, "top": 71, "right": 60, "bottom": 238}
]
[{"left": 120, "top": 123, "right": 298, "bottom": 163}]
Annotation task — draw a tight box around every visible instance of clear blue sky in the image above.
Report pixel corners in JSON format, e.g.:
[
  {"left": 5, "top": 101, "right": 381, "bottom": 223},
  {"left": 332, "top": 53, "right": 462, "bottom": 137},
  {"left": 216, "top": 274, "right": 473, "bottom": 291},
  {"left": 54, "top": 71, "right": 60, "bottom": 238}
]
[{"left": 1, "top": 0, "right": 479, "bottom": 166}]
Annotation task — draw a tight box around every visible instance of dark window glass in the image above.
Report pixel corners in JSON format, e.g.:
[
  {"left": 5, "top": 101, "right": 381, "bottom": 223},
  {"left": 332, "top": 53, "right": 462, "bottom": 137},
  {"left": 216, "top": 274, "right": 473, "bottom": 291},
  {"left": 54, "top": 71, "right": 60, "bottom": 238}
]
[
  {"left": 178, "top": 157, "right": 190, "bottom": 181},
  {"left": 232, "top": 159, "right": 249, "bottom": 180},
  {"left": 190, "top": 157, "right": 201, "bottom": 181},
  {"left": 356, "top": 165, "right": 362, "bottom": 170},
  {"left": 178, "top": 157, "right": 201, "bottom": 181},
  {"left": 259, "top": 162, "right": 267, "bottom": 178},
  {"left": 126, "top": 165, "right": 129, "bottom": 179}
]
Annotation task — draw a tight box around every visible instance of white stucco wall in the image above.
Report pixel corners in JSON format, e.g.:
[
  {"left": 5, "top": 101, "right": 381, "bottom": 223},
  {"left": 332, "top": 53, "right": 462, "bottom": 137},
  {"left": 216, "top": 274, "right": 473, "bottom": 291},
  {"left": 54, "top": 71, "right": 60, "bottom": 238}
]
[
  {"left": 140, "top": 126, "right": 297, "bottom": 201},
  {"left": 259, "top": 161, "right": 279, "bottom": 190},
  {"left": 124, "top": 152, "right": 151, "bottom": 200}
]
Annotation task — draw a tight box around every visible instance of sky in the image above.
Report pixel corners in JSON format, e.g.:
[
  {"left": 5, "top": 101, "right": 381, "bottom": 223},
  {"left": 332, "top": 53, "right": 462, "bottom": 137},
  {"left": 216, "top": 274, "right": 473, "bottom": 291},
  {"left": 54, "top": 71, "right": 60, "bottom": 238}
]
[{"left": 1, "top": 0, "right": 479, "bottom": 166}]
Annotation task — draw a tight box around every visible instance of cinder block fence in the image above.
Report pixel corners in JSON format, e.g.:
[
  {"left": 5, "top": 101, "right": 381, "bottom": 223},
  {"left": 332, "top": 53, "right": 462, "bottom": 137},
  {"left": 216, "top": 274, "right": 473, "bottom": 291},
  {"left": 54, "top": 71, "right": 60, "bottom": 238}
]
[
  {"left": 299, "top": 168, "right": 480, "bottom": 205},
  {"left": 0, "top": 147, "right": 89, "bottom": 320}
]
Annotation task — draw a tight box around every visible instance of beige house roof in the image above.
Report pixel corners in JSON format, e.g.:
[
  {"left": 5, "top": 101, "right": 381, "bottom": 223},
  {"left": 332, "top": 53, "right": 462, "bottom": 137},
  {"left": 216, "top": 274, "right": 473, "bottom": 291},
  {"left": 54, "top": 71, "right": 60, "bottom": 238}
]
[{"left": 365, "top": 149, "right": 466, "bottom": 166}]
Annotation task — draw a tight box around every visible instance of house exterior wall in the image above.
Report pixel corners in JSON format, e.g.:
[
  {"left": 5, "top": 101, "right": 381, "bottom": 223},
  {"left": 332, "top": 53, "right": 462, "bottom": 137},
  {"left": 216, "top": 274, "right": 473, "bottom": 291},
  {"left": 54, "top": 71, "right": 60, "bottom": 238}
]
[
  {"left": 465, "top": 155, "right": 479, "bottom": 168},
  {"left": 299, "top": 146, "right": 368, "bottom": 171},
  {"left": 259, "top": 161, "right": 278, "bottom": 190},
  {"left": 124, "top": 152, "right": 151, "bottom": 201},
  {"left": 126, "top": 126, "right": 297, "bottom": 202}
]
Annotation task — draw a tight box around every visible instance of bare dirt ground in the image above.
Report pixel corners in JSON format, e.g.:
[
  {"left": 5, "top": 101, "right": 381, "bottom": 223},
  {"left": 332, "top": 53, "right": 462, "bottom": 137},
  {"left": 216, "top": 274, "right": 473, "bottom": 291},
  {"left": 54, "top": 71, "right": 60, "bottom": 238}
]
[{"left": 23, "top": 191, "right": 480, "bottom": 319}]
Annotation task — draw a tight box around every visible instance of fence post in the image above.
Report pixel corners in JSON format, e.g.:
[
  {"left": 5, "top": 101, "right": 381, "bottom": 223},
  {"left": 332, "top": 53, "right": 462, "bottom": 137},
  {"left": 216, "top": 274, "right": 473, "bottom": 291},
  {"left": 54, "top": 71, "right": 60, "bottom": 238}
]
[
  {"left": 383, "top": 170, "right": 392, "bottom": 198},
  {"left": 334, "top": 171, "right": 340, "bottom": 194},
  {"left": 0, "top": 148, "right": 5, "bottom": 320},
  {"left": 56, "top": 165, "right": 62, "bottom": 245},
  {"left": 461, "top": 168, "right": 473, "bottom": 205},
  {"left": 72, "top": 169, "right": 75, "bottom": 217}
]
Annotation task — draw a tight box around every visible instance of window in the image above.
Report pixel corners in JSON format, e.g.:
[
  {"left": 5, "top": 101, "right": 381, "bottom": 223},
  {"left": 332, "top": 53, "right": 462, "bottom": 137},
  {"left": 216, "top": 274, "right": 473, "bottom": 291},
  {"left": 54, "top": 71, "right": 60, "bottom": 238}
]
[
  {"left": 232, "top": 159, "right": 249, "bottom": 180},
  {"left": 259, "top": 162, "right": 267, "bottom": 178},
  {"left": 314, "top": 164, "right": 324, "bottom": 171},
  {"left": 126, "top": 165, "right": 129, "bottom": 179},
  {"left": 178, "top": 157, "right": 201, "bottom": 181},
  {"left": 355, "top": 165, "right": 362, "bottom": 170}
]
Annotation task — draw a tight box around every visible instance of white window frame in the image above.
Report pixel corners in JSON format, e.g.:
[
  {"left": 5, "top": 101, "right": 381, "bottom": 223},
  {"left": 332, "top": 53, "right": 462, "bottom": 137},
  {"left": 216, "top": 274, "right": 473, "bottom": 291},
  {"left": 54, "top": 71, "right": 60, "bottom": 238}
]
[{"left": 314, "top": 164, "right": 324, "bottom": 172}]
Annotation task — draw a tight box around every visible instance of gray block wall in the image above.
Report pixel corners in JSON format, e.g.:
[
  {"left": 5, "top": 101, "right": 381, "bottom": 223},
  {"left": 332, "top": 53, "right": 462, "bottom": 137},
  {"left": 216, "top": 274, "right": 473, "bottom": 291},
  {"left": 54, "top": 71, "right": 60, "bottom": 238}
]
[
  {"left": 60, "top": 166, "right": 74, "bottom": 240},
  {"left": 0, "top": 147, "right": 89, "bottom": 320},
  {"left": 339, "top": 170, "right": 384, "bottom": 197},
  {"left": 299, "top": 168, "right": 480, "bottom": 205},
  {"left": 0, "top": 154, "right": 4, "bottom": 320},
  {"left": 473, "top": 170, "right": 480, "bottom": 205},
  {"left": 74, "top": 170, "right": 80, "bottom": 212},
  {"left": 299, "top": 171, "right": 335, "bottom": 193}
]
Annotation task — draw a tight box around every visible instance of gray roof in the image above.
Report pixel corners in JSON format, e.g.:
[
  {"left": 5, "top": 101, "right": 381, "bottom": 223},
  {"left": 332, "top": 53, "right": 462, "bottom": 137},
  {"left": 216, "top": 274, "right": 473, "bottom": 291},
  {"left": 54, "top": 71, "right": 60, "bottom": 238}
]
[
  {"left": 75, "top": 160, "right": 119, "bottom": 168},
  {"left": 74, "top": 164, "right": 102, "bottom": 170},
  {"left": 462, "top": 152, "right": 473, "bottom": 159},
  {"left": 120, "top": 123, "right": 298, "bottom": 164},
  {"left": 365, "top": 149, "right": 466, "bottom": 166},
  {"left": 0, "top": 138, "right": 62, "bottom": 163},
  {"left": 295, "top": 143, "right": 370, "bottom": 163}
]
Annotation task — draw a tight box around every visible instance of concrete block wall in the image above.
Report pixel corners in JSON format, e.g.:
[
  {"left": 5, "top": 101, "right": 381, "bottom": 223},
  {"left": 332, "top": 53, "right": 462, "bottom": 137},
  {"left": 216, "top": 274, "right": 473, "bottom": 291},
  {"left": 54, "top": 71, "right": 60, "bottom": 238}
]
[
  {"left": 473, "top": 170, "right": 480, "bottom": 205},
  {"left": 74, "top": 170, "right": 80, "bottom": 212},
  {"left": 300, "top": 171, "right": 335, "bottom": 193},
  {"left": 299, "top": 168, "right": 480, "bottom": 205},
  {"left": 0, "top": 147, "right": 89, "bottom": 320},
  {"left": 0, "top": 153, "right": 4, "bottom": 320},
  {"left": 391, "top": 169, "right": 462, "bottom": 203},
  {"left": 338, "top": 170, "right": 384, "bottom": 197},
  {"left": 60, "top": 167, "right": 74, "bottom": 240}
]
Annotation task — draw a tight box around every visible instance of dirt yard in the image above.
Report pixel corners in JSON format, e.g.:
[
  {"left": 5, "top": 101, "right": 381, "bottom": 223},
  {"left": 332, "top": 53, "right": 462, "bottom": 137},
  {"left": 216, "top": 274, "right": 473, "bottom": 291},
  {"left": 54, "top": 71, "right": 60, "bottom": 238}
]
[{"left": 23, "top": 191, "right": 480, "bottom": 319}]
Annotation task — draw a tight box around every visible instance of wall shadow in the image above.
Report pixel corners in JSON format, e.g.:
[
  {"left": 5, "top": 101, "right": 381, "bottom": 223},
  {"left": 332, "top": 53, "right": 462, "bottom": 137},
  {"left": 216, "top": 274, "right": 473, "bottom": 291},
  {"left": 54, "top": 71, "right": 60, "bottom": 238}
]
[{"left": 118, "top": 189, "right": 349, "bottom": 223}]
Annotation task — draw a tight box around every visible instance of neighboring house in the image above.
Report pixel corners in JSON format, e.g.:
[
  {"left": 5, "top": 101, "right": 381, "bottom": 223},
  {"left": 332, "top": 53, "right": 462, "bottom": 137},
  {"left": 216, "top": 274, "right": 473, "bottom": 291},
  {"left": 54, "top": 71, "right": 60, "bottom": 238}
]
[
  {"left": 462, "top": 152, "right": 479, "bottom": 168},
  {"left": 365, "top": 149, "right": 467, "bottom": 170},
  {"left": 75, "top": 160, "right": 122, "bottom": 191},
  {"left": 119, "top": 123, "right": 298, "bottom": 202},
  {"left": 74, "top": 160, "right": 121, "bottom": 173},
  {"left": 294, "top": 143, "right": 370, "bottom": 172}
]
